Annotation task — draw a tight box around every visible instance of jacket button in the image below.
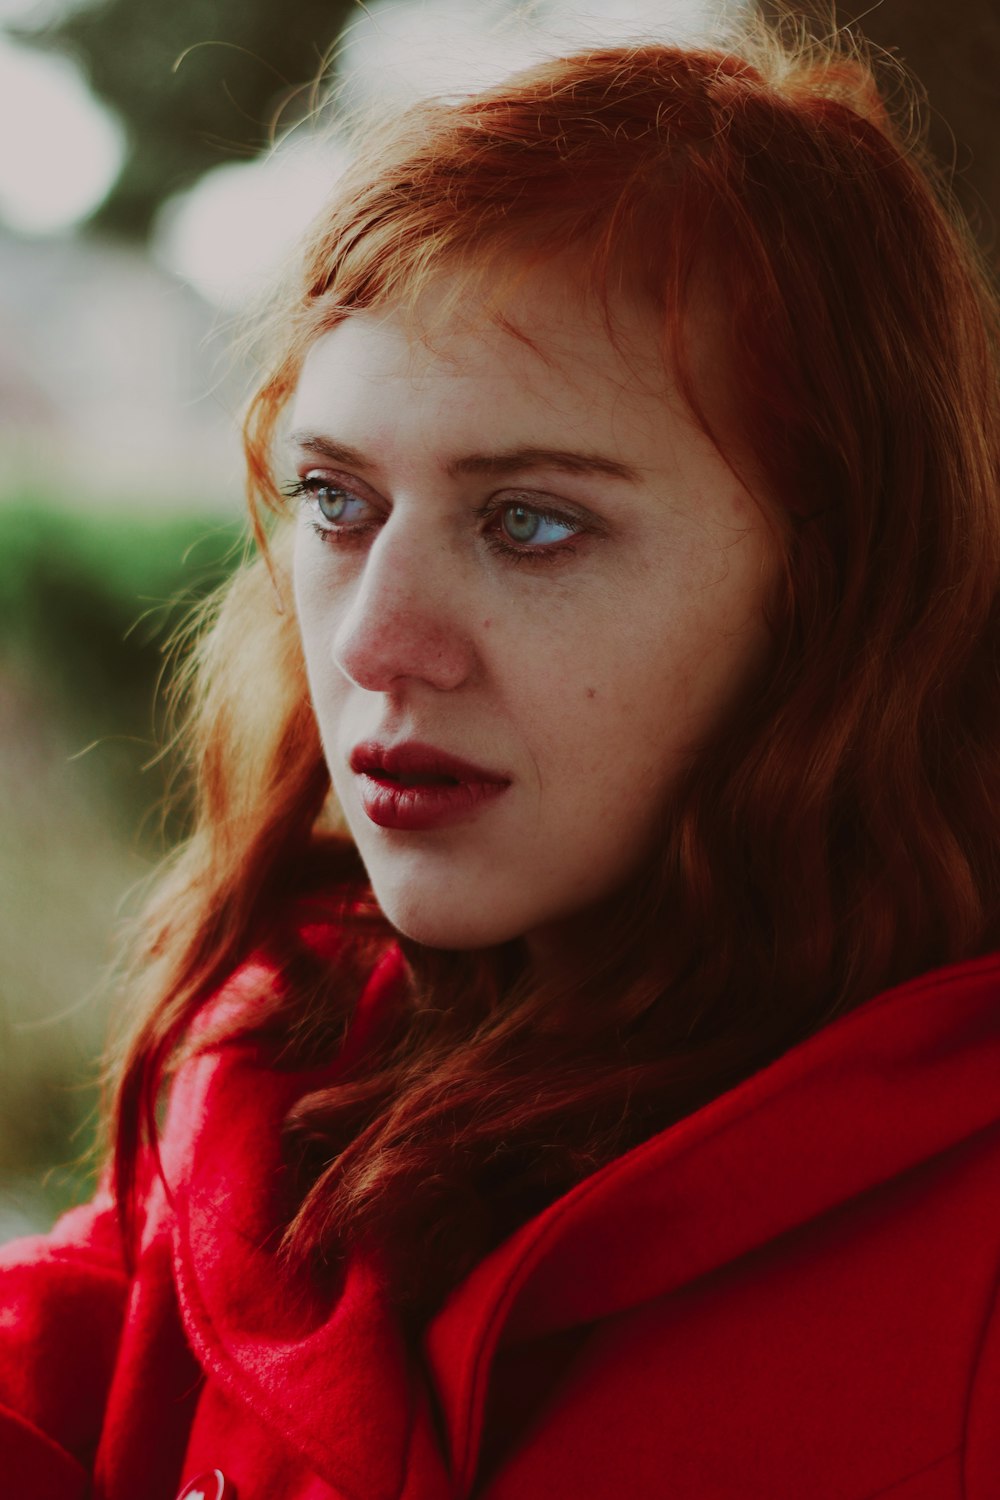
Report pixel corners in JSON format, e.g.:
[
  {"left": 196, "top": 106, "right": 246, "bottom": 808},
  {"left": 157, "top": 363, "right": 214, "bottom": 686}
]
[{"left": 176, "top": 1472, "right": 235, "bottom": 1500}]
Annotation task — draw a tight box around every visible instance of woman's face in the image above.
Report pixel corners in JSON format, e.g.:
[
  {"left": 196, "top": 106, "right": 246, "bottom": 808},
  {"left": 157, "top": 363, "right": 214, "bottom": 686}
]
[{"left": 289, "top": 268, "right": 776, "bottom": 954}]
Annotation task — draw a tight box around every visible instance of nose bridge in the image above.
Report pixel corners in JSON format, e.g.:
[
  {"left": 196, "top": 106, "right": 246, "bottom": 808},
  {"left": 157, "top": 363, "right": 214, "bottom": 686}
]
[{"left": 333, "top": 511, "right": 473, "bottom": 693}]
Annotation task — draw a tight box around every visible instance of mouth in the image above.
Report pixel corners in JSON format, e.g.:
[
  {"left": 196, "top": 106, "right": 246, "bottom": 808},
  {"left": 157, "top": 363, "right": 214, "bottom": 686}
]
[
  {"left": 347, "top": 740, "right": 512, "bottom": 831},
  {"left": 368, "top": 768, "right": 460, "bottom": 787},
  {"left": 348, "top": 740, "right": 511, "bottom": 788}
]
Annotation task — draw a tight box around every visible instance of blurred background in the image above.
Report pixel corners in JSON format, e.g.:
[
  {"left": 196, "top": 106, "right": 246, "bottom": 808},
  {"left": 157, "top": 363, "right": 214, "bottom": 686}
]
[{"left": 1, "top": 0, "right": 998, "bottom": 1241}]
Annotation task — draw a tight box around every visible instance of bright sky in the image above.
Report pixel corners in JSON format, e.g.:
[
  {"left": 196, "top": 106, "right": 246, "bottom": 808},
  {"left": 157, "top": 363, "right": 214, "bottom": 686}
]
[
  {"left": 0, "top": 34, "right": 124, "bottom": 234},
  {"left": 0, "top": 0, "right": 737, "bottom": 296}
]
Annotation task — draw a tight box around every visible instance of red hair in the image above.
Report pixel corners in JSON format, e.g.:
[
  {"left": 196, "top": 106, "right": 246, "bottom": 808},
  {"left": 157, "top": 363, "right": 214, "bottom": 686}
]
[{"left": 111, "top": 23, "right": 1000, "bottom": 1316}]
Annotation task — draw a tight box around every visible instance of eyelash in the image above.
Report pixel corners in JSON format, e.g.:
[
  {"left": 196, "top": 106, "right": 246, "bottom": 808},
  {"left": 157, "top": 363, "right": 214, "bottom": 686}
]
[{"left": 281, "top": 476, "right": 585, "bottom": 567}]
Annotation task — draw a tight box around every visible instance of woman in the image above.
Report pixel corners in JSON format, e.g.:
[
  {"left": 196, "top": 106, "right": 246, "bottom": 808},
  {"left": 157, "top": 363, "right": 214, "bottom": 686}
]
[{"left": 3, "top": 16, "right": 1000, "bottom": 1500}]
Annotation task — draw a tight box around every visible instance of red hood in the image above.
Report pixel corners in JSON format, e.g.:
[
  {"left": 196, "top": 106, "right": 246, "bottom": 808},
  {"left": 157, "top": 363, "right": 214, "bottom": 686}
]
[{"left": 155, "top": 937, "right": 1000, "bottom": 1500}]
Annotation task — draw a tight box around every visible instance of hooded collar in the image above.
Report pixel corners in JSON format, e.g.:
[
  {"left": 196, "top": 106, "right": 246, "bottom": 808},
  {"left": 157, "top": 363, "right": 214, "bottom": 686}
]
[
  {"left": 162, "top": 944, "right": 433, "bottom": 1500},
  {"left": 164, "top": 944, "right": 1000, "bottom": 1500}
]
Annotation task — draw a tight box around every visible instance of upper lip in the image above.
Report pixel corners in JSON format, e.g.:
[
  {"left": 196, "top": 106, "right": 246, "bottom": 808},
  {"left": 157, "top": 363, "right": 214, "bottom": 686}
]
[{"left": 349, "top": 740, "right": 511, "bottom": 785}]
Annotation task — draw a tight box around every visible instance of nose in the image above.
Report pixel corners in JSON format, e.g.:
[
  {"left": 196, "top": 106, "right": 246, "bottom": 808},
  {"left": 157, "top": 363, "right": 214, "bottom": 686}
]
[{"left": 332, "top": 517, "right": 476, "bottom": 693}]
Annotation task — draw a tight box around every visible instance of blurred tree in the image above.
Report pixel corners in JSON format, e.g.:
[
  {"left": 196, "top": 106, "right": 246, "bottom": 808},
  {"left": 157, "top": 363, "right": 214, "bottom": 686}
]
[
  {"left": 765, "top": 0, "right": 1000, "bottom": 268},
  {"left": 0, "top": 501, "right": 243, "bottom": 843},
  {"left": 0, "top": 501, "right": 244, "bottom": 1236},
  {"left": 11, "top": 0, "right": 360, "bottom": 240},
  {"left": 13, "top": 0, "right": 1000, "bottom": 257}
]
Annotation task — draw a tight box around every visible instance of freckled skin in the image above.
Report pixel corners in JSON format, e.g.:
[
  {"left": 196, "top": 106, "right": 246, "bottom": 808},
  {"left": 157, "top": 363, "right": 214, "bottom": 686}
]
[{"left": 290, "top": 269, "right": 777, "bottom": 958}]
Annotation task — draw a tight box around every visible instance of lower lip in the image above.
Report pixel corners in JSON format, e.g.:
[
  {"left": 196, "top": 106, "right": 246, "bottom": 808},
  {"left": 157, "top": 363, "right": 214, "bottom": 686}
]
[{"left": 357, "top": 774, "right": 511, "bottom": 831}]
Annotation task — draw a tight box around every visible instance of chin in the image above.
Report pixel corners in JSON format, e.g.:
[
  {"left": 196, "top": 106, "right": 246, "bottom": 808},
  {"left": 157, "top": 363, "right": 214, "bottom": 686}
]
[{"left": 373, "top": 890, "right": 524, "bottom": 953}]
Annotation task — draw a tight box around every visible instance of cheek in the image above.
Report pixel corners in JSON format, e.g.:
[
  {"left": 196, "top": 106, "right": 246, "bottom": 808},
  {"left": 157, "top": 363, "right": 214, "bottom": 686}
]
[
  {"left": 292, "top": 524, "right": 321, "bottom": 642},
  {"left": 660, "top": 592, "right": 774, "bottom": 756},
  {"left": 293, "top": 528, "right": 342, "bottom": 665},
  {"left": 496, "top": 618, "right": 611, "bottom": 750},
  {"left": 505, "top": 645, "right": 657, "bottom": 798},
  {"left": 541, "top": 586, "right": 770, "bottom": 789},
  {"left": 292, "top": 537, "right": 344, "bottom": 719}
]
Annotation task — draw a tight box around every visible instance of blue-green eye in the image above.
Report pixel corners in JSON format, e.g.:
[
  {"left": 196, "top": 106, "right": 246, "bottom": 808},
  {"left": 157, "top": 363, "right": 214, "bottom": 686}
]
[
  {"left": 500, "top": 503, "right": 577, "bottom": 548},
  {"left": 282, "top": 475, "right": 373, "bottom": 529},
  {"left": 314, "top": 485, "right": 368, "bottom": 524}
]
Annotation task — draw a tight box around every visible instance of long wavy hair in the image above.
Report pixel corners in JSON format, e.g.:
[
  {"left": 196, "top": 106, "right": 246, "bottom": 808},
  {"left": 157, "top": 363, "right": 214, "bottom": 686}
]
[{"left": 112, "top": 16, "right": 1000, "bottom": 1318}]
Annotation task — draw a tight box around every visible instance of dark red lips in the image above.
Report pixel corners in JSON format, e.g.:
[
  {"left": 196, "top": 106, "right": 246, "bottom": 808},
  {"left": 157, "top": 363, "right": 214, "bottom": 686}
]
[{"left": 348, "top": 740, "right": 512, "bottom": 831}]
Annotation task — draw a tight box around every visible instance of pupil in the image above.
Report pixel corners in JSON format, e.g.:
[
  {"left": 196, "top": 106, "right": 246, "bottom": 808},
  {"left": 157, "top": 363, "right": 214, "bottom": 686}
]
[{"left": 505, "top": 505, "right": 539, "bottom": 543}]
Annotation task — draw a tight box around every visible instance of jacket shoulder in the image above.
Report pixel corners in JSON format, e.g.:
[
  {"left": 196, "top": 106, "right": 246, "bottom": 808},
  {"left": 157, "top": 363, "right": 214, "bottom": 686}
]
[
  {"left": 0, "top": 1191, "right": 129, "bottom": 1490},
  {"left": 965, "top": 1222, "right": 1000, "bottom": 1496},
  {"left": 0, "top": 913, "right": 405, "bottom": 1492}
]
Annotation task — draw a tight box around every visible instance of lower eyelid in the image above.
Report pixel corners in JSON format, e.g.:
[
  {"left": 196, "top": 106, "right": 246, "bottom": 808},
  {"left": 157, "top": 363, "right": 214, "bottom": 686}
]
[{"left": 485, "top": 534, "right": 582, "bottom": 568}]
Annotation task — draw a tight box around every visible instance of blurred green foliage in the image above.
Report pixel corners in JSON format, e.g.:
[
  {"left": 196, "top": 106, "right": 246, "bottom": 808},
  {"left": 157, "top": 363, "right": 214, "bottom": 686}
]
[
  {"left": 0, "top": 500, "right": 243, "bottom": 1237},
  {"left": 0, "top": 499, "right": 244, "bottom": 843}
]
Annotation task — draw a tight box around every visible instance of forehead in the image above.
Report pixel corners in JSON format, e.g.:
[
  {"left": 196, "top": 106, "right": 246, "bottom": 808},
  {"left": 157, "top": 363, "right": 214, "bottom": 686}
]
[{"left": 289, "top": 269, "right": 687, "bottom": 454}]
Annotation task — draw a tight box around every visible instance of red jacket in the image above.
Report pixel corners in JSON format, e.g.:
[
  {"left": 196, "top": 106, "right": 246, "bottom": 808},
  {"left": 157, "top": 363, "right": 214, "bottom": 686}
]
[{"left": 3, "top": 937, "right": 1000, "bottom": 1500}]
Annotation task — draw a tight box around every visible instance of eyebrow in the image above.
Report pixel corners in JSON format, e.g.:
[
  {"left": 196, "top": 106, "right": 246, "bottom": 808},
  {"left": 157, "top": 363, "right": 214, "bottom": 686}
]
[{"left": 288, "top": 431, "right": 642, "bottom": 484}]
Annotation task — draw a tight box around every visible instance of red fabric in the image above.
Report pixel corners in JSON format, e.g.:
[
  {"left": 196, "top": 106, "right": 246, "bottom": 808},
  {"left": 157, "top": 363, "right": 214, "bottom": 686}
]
[{"left": 3, "top": 938, "right": 1000, "bottom": 1499}]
